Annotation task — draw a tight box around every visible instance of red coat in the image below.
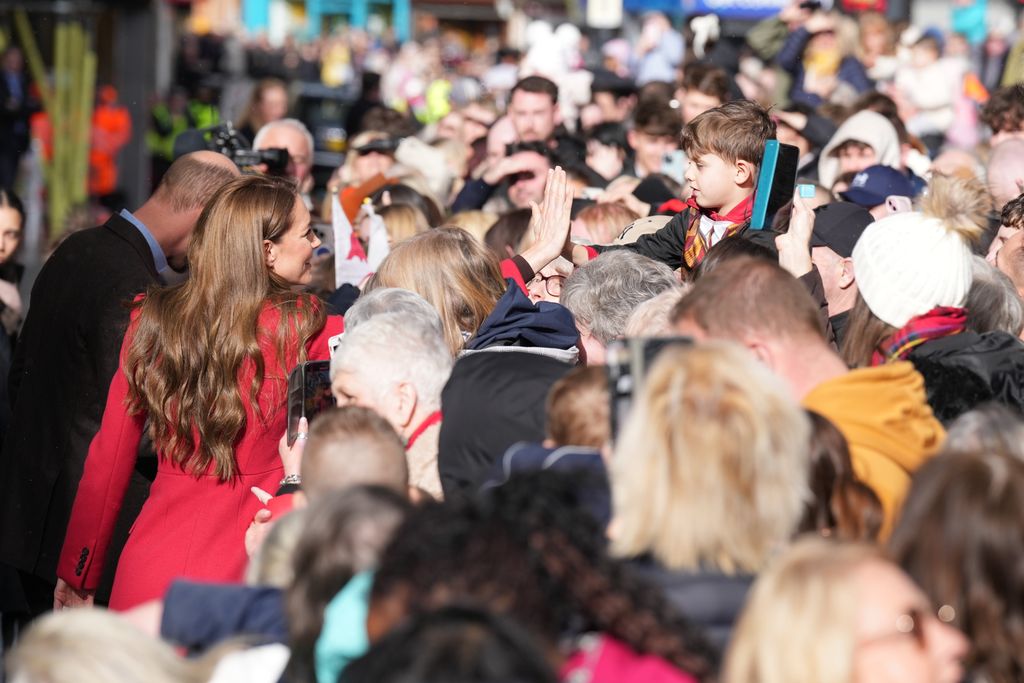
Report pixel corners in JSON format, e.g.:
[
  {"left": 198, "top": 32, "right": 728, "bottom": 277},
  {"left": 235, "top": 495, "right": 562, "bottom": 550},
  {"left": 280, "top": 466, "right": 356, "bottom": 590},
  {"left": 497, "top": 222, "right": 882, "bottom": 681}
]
[{"left": 57, "top": 302, "right": 344, "bottom": 610}]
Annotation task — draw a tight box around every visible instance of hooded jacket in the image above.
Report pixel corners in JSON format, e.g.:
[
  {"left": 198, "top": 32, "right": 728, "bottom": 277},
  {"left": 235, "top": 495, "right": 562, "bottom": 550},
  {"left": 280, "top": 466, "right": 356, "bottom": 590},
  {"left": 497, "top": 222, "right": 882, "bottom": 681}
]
[
  {"left": 817, "top": 111, "right": 902, "bottom": 189},
  {"left": 439, "top": 284, "right": 580, "bottom": 498},
  {"left": 908, "top": 331, "right": 1024, "bottom": 422},
  {"left": 803, "top": 361, "right": 944, "bottom": 537}
]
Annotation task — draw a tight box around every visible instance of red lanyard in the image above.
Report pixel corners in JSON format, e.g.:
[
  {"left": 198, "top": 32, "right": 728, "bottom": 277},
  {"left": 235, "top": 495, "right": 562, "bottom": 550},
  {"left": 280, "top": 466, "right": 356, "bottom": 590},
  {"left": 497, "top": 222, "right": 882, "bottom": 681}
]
[{"left": 406, "top": 411, "right": 442, "bottom": 450}]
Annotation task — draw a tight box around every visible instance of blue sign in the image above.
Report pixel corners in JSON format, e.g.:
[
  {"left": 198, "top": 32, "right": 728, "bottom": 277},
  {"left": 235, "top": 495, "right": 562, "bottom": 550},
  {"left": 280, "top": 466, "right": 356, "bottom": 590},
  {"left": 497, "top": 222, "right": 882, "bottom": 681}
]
[{"left": 682, "top": 0, "right": 787, "bottom": 19}]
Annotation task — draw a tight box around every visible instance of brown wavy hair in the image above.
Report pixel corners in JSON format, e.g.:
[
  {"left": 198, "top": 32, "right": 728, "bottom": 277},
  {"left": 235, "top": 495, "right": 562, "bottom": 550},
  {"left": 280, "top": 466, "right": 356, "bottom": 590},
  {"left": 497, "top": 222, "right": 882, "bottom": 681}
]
[{"left": 123, "top": 175, "right": 326, "bottom": 480}]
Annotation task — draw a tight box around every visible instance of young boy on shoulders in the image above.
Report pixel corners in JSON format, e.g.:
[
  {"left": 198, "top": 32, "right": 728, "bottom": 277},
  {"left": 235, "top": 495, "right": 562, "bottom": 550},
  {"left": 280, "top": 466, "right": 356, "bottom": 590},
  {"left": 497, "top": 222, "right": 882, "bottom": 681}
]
[{"left": 571, "top": 100, "right": 776, "bottom": 274}]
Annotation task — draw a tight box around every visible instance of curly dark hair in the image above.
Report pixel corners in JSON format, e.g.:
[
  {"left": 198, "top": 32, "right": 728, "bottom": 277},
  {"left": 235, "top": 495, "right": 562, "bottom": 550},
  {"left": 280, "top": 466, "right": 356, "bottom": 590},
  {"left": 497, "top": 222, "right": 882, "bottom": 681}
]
[
  {"left": 982, "top": 85, "right": 1024, "bottom": 136},
  {"left": 342, "top": 606, "right": 558, "bottom": 683},
  {"left": 1000, "top": 191, "right": 1024, "bottom": 231},
  {"left": 370, "top": 472, "right": 720, "bottom": 680}
]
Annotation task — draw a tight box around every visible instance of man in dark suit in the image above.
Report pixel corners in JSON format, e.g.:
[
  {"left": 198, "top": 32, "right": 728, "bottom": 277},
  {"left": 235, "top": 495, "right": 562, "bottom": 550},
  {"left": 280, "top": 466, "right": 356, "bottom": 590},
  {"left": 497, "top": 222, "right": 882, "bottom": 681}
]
[
  {"left": 0, "top": 151, "right": 238, "bottom": 638},
  {"left": 0, "top": 46, "right": 36, "bottom": 189}
]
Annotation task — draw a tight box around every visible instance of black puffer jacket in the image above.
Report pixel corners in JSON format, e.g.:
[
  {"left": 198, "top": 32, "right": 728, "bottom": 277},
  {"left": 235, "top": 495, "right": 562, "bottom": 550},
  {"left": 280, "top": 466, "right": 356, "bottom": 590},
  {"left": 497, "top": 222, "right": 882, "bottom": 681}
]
[
  {"left": 628, "top": 560, "right": 754, "bottom": 654},
  {"left": 908, "top": 331, "right": 1024, "bottom": 423}
]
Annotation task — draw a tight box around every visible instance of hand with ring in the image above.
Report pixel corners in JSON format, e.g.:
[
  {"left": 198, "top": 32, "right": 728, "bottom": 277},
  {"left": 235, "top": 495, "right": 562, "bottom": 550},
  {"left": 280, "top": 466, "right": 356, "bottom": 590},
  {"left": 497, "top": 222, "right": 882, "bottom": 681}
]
[{"left": 278, "top": 417, "right": 308, "bottom": 478}]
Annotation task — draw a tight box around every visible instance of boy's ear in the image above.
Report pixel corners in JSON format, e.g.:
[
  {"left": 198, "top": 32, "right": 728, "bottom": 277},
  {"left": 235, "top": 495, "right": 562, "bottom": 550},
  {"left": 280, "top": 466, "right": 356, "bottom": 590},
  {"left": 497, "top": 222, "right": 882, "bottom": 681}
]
[{"left": 734, "top": 159, "right": 756, "bottom": 186}]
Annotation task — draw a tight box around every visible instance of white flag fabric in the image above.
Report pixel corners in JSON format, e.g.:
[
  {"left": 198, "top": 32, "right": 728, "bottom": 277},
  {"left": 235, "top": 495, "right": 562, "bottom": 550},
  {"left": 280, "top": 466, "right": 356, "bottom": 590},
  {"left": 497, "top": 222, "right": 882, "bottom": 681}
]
[
  {"left": 332, "top": 190, "right": 353, "bottom": 289},
  {"left": 365, "top": 213, "right": 391, "bottom": 271}
]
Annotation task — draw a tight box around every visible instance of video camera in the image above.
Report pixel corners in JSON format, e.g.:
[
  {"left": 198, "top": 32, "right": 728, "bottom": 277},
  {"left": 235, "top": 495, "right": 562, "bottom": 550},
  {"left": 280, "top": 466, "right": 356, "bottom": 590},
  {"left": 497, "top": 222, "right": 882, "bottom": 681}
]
[{"left": 173, "top": 122, "right": 290, "bottom": 175}]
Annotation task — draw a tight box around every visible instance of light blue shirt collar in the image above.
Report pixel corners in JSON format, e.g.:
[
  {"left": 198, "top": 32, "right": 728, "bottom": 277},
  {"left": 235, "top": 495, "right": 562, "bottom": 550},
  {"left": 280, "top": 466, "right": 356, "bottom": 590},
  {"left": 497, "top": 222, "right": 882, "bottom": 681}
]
[{"left": 120, "top": 209, "right": 175, "bottom": 284}]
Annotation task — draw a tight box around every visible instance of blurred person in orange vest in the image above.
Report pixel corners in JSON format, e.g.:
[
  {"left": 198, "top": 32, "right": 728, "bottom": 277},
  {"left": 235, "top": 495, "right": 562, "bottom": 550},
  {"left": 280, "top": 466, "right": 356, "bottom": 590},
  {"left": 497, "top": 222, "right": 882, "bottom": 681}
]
[{"left": 89, "top": 85, "right": 132, "bottom": 199}]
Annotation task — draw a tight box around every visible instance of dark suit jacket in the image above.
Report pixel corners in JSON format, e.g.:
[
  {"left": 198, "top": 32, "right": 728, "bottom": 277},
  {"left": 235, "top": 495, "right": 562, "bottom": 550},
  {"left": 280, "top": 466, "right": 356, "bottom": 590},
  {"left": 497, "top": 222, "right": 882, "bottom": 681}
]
[{"left": 0, "top": 213, "right": 159, "bottom": 588}]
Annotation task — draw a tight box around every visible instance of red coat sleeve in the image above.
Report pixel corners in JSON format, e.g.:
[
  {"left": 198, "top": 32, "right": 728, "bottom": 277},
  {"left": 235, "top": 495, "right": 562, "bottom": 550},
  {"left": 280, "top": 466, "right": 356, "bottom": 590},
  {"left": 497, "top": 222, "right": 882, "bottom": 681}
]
[
  {"left": 57, "top": 328, "right": 146, "bottom": 591},
  {"left": 500, "top": 258, "right": 528, "bottom": 295}
]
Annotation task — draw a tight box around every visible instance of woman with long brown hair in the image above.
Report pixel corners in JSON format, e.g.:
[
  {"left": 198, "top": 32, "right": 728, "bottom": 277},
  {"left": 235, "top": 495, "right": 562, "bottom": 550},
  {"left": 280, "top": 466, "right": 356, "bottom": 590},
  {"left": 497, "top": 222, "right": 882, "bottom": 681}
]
[{"left": 54, "top": 174, "right": 343, "bottom": 611}]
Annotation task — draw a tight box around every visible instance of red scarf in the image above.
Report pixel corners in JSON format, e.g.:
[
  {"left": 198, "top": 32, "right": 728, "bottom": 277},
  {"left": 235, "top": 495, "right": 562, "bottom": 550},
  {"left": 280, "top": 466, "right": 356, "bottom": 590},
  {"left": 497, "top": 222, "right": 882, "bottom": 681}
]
[
  {"left": 681, "top": 195, "right": 754, "bottom": 269},
  {"left": 870, "top": 306, "right": 967, "bottom": 366}
]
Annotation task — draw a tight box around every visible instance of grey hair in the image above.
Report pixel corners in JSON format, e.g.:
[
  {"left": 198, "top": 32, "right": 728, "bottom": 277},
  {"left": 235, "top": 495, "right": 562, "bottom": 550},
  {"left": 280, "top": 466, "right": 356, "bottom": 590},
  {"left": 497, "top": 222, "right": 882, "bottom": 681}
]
[
  {"left": 330, "top": 312, "right": 453, "bottom": 410},
  {"left": 967, "top": 256, "right": 1024, "bottom": 336},
  {"left": 561, "top": 250, "right": 678, "bottom": 344},
  {"left": 943, "top": 402, "right": 1024, "bottom": 461},
  {"left": 253, "top": 118, "right": 315, "bottom": 159},
  {"left": 624, "top": 285, "right": 690, "bottom": 338},
  {"left": 344, "top": 287, "right": 444, "bottom": 337}
]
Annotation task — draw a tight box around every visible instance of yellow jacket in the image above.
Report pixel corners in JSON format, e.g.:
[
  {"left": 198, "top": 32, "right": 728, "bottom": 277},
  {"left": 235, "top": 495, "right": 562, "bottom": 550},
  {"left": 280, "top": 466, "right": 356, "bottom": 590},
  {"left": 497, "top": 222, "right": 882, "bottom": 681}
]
[{"left": 803, "top": 361, "right": 944, "bottom": 538}]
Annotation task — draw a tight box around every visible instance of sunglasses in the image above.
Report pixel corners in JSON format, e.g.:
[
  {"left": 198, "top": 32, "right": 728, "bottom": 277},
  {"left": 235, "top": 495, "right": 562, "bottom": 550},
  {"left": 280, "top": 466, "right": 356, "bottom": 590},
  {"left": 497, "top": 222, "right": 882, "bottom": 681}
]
[{"left": 860, "top": 605, "right": 956, "bottom": 650}]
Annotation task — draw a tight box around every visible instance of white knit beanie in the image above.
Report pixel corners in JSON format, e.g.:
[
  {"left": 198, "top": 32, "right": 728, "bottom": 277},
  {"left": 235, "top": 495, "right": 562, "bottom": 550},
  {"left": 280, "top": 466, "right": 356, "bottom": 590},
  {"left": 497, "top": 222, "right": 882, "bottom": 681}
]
[{"left": 852, "top": 211, "right": 974, "bottom": 329}]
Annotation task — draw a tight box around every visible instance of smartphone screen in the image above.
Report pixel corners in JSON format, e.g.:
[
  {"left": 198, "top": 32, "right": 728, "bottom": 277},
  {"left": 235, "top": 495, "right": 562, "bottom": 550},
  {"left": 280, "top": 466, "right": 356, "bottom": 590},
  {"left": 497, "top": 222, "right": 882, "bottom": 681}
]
[{"left": 286, "top": 360, "right": 334, "bottom": 446}]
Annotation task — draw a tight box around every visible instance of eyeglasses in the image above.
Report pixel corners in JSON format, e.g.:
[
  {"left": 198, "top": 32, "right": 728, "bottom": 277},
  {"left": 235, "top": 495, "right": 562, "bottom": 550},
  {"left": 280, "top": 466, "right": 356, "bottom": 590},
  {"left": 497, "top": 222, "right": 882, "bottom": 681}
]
[
  {"left": 860, "top": 605, "right": 956, "bottom": 650},
  {"left": 528, "top": 272, "right": 564, "bottom": 297}
]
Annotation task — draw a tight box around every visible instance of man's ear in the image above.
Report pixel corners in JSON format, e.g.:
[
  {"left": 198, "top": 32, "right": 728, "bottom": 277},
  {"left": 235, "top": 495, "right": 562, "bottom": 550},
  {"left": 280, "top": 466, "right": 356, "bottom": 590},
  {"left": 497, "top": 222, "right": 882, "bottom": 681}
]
[
  {"left": 742, "top": 333, "right": 777, "bottom": 372},
  {"left": 839, "top": 257, "right": 856, "bottom": 289},
  {"left": 735, "top": 159, "right": 755, "bottom": 186},
  {"left": 393, "top": 382, "right": 418, "bottom": 432},
  {"left": 627, "top": 129, "right": 638, "bottom": 149}
]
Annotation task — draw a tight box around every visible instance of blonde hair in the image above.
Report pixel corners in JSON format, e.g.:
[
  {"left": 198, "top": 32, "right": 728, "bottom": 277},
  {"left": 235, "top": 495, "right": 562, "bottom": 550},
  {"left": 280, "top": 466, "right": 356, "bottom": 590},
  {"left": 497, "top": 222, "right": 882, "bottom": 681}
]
[
  {"left": 246, "top": 508, "right": 309, "bottom": 588},
  {"left": 447, "top": 210, "right": 498, "bottom": 243},
  {"left": 724, "top": 538, "right": 881, "bottom": 683},
  {"left": 368, "top": 228, "right": 507, "bottom": 354},
  {"left": 378, "top": 203, "right": 429, "bottom": 244},
  {"left": 7, "top": 608, "right": 222, "bottom": 683},
  {"left": 574, "top": 203, "right": 640, "bottom": 245},
  {"left": 610, "top": 342, "right": 811, "bottom": 574}
]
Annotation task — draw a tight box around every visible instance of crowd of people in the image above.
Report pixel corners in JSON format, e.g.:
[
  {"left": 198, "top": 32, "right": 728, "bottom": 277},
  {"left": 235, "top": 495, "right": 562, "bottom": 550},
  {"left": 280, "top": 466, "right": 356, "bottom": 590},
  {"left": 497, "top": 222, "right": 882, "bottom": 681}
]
[{"left": 2, "top": 0, "right": 1024, "bottom": 682}]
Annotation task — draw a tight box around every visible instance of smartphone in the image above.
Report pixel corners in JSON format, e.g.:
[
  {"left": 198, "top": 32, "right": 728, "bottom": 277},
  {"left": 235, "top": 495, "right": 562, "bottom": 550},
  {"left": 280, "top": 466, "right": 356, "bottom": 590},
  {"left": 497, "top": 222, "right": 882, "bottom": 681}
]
[
  {"left": 286, "top": 360, "right": 335, "bottom": 447},
  {"left": 605, "top": 336, "right": 694, "bottom": 441},
  {"left": 885, "top": 195, "right": 913, "bottom": 215},
  {"left": 797, "top": 183, "right": 817, "bottom": 199}
]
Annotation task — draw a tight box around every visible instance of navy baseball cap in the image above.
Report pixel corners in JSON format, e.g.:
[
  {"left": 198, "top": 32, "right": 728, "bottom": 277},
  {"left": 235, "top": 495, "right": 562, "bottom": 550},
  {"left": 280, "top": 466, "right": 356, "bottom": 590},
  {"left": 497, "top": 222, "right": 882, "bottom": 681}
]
[
  {"left": 839, "top": 165, "right": 915, "bottom": 208},
  {"left": 810, "top": 202, "right": 875, "bottom": 259}
]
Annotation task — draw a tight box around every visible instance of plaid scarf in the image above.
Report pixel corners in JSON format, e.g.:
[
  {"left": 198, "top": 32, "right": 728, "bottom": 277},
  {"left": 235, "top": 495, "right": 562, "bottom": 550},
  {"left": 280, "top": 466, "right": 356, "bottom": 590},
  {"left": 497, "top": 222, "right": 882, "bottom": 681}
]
[
  {"left": 682, "top": 196, "right": 754, "bottom": 269},
  {"left": 870, "top": 306, "right": 967, "bottom": 366}
]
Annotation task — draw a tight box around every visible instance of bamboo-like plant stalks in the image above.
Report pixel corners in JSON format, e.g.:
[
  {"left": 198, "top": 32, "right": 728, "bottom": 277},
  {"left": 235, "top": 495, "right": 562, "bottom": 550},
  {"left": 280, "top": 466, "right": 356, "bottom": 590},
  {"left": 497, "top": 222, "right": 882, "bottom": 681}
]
[
  {"left": 50, "top": 21, "right": 70, "bottom": 237},
  {"left": 13, "top": 11, "right": 97, "bottom": 238},
  {"left": 73, "top": 43, "right": 97, "bottom": 208},
  {"left": 13, "top": 11, "right": 53, "bottom": 113}
]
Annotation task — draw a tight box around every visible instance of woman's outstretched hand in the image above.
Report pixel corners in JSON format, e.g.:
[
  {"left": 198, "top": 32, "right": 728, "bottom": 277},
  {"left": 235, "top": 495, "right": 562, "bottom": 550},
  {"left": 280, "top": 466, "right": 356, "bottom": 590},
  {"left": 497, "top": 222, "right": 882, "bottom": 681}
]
[{"left": 520, "top": 167, "right": 574, "bottom": 275}]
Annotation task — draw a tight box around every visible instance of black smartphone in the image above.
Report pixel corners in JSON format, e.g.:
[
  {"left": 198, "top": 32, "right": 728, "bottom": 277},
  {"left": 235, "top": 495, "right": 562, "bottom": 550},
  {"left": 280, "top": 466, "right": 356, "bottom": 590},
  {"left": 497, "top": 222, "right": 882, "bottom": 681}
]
[
  {"left": 605, "top": 336, "right": 694, "bottom": 441},
  {"left": 286, "top": 360, "right": 335, "bottom": 447}
]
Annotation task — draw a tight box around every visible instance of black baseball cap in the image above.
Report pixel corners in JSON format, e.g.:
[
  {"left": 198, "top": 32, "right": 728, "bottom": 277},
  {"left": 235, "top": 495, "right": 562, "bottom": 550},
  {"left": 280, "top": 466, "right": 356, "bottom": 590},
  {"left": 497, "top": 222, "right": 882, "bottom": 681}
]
[{"left": 810, "top": 201, "right": 875, "bottom": 258}]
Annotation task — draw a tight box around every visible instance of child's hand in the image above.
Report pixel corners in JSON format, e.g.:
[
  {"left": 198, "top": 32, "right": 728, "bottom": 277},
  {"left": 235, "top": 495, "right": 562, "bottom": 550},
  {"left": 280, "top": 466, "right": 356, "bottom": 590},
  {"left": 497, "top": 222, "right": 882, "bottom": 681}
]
[{"left": 776, "top": 191, "right": 814, "bottom": 278}]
